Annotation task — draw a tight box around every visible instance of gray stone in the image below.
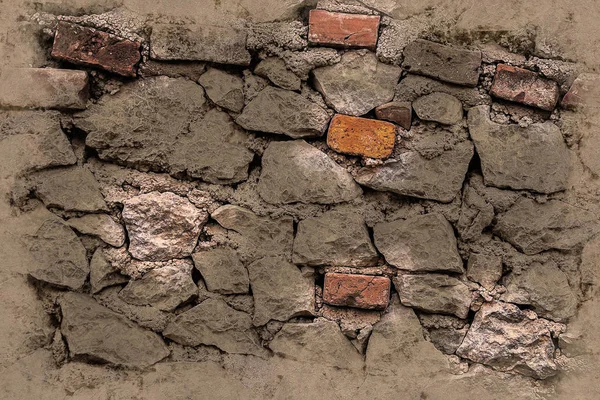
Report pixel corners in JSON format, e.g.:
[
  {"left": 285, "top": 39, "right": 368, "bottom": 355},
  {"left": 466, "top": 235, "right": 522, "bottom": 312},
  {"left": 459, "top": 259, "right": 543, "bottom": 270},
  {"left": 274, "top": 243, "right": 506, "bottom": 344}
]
[
  {"left": 374, "top": 101, "right": 412, "bottom": 130},
  {"left": 211, "top": 205, "right": 293, "bottom": 263},
  {"left": 90, "top": 248, "right": 129, "bottom": 294},
  {"left": 236, "top": 86, "right": 330, "bottom": 138},
  {"left": 413, "top": 92, "right": 463, "bottom": 124},
  {"left": 192, "top": 247, "right": 249, "bottom": 294},
  {"left": 355, "top": 140, "right": 473, "bottom": 203},
  {"left": 270, "top": 319, "right": 363, "bottom": 370},
  {"left": 376, "top": 15, "right": 432, "bottom": 64},
  {"left": 395, "top": 74, "right": 490, "bottom": 107},
  {"left": 122, "top": 192, "right": 208, "bottom": 261},
  {"left": 456, "top": 184, "right": 495, "bottom": 241},
  {"left": 247, "top": 21, "right": 307, "bottom": 53},
  {"left": 581, "top": 234, "right": 600, "bottom": 298},
  {"left": 374, "top": 213, "right": 464, "bottom": 273},
  {"left": 292, "top": 209, "right": 378, "bottom": 267},
  {"left": 456, "top": 302, "right": 557, "bottom": 379},
  {"left": 66, "top": 214, "right": 125, "bottom": 247},
  {"left": 502, "top": 261, "right": 578, "bottom": 322},
  {"left": 313, "top": 51, "right": 402, "bottom": 116},
  {"left": 258, "top": 140, "right": 362, "bottom": 205},
  {"left": 118, "top": 259, "right": 197, "bottom": 312},
  {"left": 163, "top": 298, "right": 266, "bottom": 357},
  {"left": 282, "top": 48, "right": 341, "bottom": 80},
  {"left": 466, "top": 253, "right": 502, "bottom": 291},
  {"left": 140, "top": 60, "right": 207, "bottom": 80},
  {"left": 243, "top": 70, "right": 270, "bottom": 103},
  {"left": 468, "top": 105, "right": 571, "bottom": 193},
  {"left": 494, "top": 197, "right": 599, "bottom": 255},
  {"left": 394, "top": 274, "right": 472, "bottom": 318},
  {"left": 28, "top": 216, "right": 89, "bottom": 290},
  {"left": 150, "top": 24, "right": 251, "bottom": 66},
  {"left": 198, "top": 68, "right": 244, "bottom": 113},
  {"left": 418, "top": 314, "right": 469, "bottom": 355},
  {"left": 247, "top": 256, "right": 315, "bottom": 326},
  {"left": 59, "top": 292, "right": 169, "bottom": 367},
  {"left": 254, "top": 57, "right": 301, "bottom": 91},
  {"left": 403, "top": 40, "right": 482, "bottom": 87}
]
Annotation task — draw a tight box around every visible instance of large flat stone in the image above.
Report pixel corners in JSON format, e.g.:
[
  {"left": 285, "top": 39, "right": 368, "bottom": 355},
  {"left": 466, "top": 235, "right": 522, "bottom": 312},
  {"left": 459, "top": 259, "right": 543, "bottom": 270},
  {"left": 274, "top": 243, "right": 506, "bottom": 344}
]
[{"left": 66, "top": 214, "right": 126, "bottom": 247}]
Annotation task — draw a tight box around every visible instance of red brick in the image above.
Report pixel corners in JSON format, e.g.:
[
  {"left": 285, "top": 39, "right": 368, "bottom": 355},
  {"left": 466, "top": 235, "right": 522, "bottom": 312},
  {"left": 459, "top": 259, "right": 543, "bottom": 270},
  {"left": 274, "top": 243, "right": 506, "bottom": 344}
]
[
  {"left": 375, "top": 101, "right": 412, "bottom": 130},
  {"left": 490, "top": 64, "right": 559, "bottom": 111},
  {"left": 327, "top": 114, "right": 396, "bottom": 159},
  {"left": 562, "top": 73, "right": 600, "bottom": 110},
  {"left": 323, "top": 272, "right": 390, "bottom": 310},
  {"left": 52, "top": 22, "right": 141, "bottom": 77},
  {"left": 308, "top": 10, "right": 380, "bottom": 49}
]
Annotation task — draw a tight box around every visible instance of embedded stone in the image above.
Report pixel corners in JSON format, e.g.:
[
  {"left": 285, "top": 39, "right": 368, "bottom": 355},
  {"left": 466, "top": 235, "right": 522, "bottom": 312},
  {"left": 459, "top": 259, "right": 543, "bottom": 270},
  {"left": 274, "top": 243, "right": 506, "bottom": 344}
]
[
  {"left": 292, "top": 209, "right": 378, "bottom": 267},
  {"left": 66, "top": 214, "right": 126, "bottom": 247},
  {"left": 313, "top": 51, "right": 402, "bottom": 116},
  {"left": 402, "top": 40, "right": 482, "bottom": 87},
  {"left": 281, "top": 47, "right": 341, "bottom": 80},
  {"left": 394, "top": 273, "right": 472, "bottom": 319},
  {"left": 327, "top": 114, "right": 396, "bottom": 159},
  {"left": 468, "top": 105, "right": 571, "bottom": 193},
  {"left": 323, "top": 273, "right": 390, "bottom": 310},
  {"left": 247, "top": 21, "right": 307, "bottom": 53},
  {"left": 198, "top": 68, "right": 244, "bottom": 113},
  {"left": 247, "top": 256, "right": 315, "bottom": 326},
  {"left": 375, "top": 101, "right": 412, "bottom": 130},
  {"left": 90, "top": 248, "right": 129, "bottom": 294},
  {"left": 456, "top": 302, "right": 557, "bottom": 379},
  {"left": 236, "top": 86, "right": 330, "bottom": 138},
  {"left": 494, "top": 197, "right": 599, "bottom": 255},
  {"left": 59, "top": 292, "right": 169, "bottom": 367},
  {"left": 192, "top": 247, "right": 249, "bottom": 294},
  {"left": 456, "top": 184, "right": 495, "bottom": 241},
  {"left": 308, "top": 10, "right": 380, "bottom": 49},
  {"left": 51, "top": 22, "right": 140, "bottom": 77},
  {"left": 395, "top": 74, "right": 490, "bottom": 107},
  {"left": 490, "top": 64, "right": 559, "bottom": 111},
  {"left": 412, "top": 92, "right": 463, "bottom": 124},
  {"left": 466, "top": 253, "right": 502, "bottom": 291},
  {"left": 418, "top": 314, "right": 469, "bottom": 355},
  {"left": 562, "top": 73, "right": 600, "bottom": 110},
  {"left": 258, "top": 140, "right": 362, "bottom": 204},
  {"left": 0, "top": 68, "right": 88, "bottom": 109},
  {"left": 150, "top": 24, "right": 251, "bottom": 66},
  {"left": 376, "top": 14, "right": 432, "bottom": 65},
  {"left": 254, "top": 57, "right": 301, "bottom": 91},
  {"left": 122, "top": 192, "right": 208, "bottom": 261}
]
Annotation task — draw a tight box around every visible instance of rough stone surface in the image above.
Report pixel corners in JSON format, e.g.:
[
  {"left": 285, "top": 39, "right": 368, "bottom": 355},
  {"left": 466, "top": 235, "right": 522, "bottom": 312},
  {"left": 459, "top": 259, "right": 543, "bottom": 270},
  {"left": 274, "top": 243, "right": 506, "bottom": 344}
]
[
  {"left": 192, "top": 247, "right": 249, "bottom": 294},
  {"left": 247, "top": 21, "right": 307, "bottom": 53},
  {"left": 0, "top": 68, "right": 88, "bottom": 109},
  {"left": 419, "top": 314, "right": 469, "bottom": 355},
  {"left": 456, "top": 302, "right": 557, "bottom": 379},
  {"left": 402, "top": 40, "right": 482, "bottom": 87},
  {"left": 495, "top": 197, "right": 599, "bottom": 255},
  {"left": 466, "top": 253, "right": 502, "bottom": 290},
  {"left": 122, "top": 192, "right": 207, "bottom": 261},
  {"left": 270, "top": 319, "right": 364, "bottom": 370},
  {"left": 211, "top": 205, "right": 293, "bottom": 263},
  {"left": 247, "top": 256, "right": 314, "bottom": 326},
  {"left": 456, "top": 184, "right": 495, "bottom": 241},
  {"left": 150, "top": 24, "right": 251, "bottom": 66},
  {"left": 59, "top": 292, "right": 169, "bottom": 367},
  {"left": 90, "top": 248, "right": 129, "bottom": 294},
  {"left": 118, "top": 260, "right": 197, "bottom": 312},
  {"left": 562, "top": 73, "right": 600, "bottom": 110},
  {"left": 308, "top": 10, "right": 380, "bottom": 49},
  {"left": 198, "top": 68, "right": 244, "bottom": 113},
  {"left": 258, "top": 140, "right": 362, "bottom": 205},
  {"left": 28, "top": 216, "right": 89, "bottom": 290},
  {"left": 376, "top": 15, "right": 432, "bottom": 64},
  {"left": 490, "top": 64, "right": 559, "bottom": 111},
  {"left": 52, "top": 22, "right": 141, "bottom": 77},
  {"left": 236, "top": 86, "right": 330, "bottom": 138},
  {"left": 292, "top": 209, "right": 378, "bottom": 267},
  {"left": 374, "top": 213, "right": 464, "bottom": 273},
  {"left": 313, "top": 51, "right": 402, "bottom": 116},
  {"left": 327, "top": 114, "right": 396, "bottom": 159},
  {"left": 374, "top": 101, "right": 412, "bottom": 130},
  {"left": 281, "top": 47, "right": 341, "bottom": 80},
  {"left": 254, "top": 57, "right": 301, "bottom": 91},
  {"left": 323, "top": 273, "right": 391, "bottom": 310},
  {"left": 66, "top": 214, "right": 126, "bottom": 247},
  {"left": 412, "top": 92, "right": 463, "bottom": 124},
  {"left": 468, "top": 105, "right": 571, "bottom": 193},
  {"left": 355, "top": 140, "right": 473, "bottom": 203},
  {"left": 139, "top": 60, "right": 207, "bottom": 80},
  {"left": 163, "top": 298, "right": 265, "bottom": 357},
  {"left": 395, "top": 74, "right": 490, "bottom": 107}
]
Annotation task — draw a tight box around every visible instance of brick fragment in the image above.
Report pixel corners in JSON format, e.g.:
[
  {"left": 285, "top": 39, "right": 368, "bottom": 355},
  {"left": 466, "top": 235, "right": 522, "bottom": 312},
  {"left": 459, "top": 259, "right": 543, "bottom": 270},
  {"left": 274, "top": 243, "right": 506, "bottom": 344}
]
[
  {"left": 561, "top": 73, "right": 600, "bottom": 110},
  {"left": 323, "top": 272, "right": 390, "bottom": 310},
  {"left": 375, "top": 101, "right": 412, "bottom": 129},
  {"left": 51, "top": 22, "right": 141, "bottom": 77},
  {"left": 308, "top": 10, "right": 380, "bottom": 49},
  {"left": 0, "top": 68, "right": 88, "bottom": 109},
  {"left": 490, "top": 64, "right": 559, "bottom": 111},
  {"left": 327, "top": 114, "right": 396, "bottom": 159}
]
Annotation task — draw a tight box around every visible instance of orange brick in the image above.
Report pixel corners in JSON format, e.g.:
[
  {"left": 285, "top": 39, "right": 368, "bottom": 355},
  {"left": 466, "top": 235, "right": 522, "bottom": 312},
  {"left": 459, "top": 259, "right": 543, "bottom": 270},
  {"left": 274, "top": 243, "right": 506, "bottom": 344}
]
[
  {"left": 308, "top": 10, "right": 380, "bottom": 49},
  {"left": 327, "top": 114, "right": 396, "bottom": 159},
  {"left": 323, "top": 273, "right": 390, "bottom": 310}
]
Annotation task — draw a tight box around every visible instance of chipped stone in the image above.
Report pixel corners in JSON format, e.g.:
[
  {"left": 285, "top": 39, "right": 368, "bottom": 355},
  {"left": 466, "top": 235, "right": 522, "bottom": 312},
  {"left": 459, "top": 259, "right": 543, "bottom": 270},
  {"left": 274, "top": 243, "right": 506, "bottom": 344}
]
[
  {"left": 66, "top": 214, "right": 125, "bottom": 247},
  {"left": 254, "top": 57, "right": 301, "bottom": 91},
  {"left": 419, "top": 314, "right": 469, "bottom": 355},
  {"left": 327, "top": 114, "right": 396, "bottom": 159},
  {"left": 466, "top": 253, "right": 502, "bottom": 291},
  {"left": 456, "top": 184, "right": 495, "bottom": 241},
  {"left": 490, "top": 64, "right": 559, "bottom": 111},
  {"left": 562, "top": 73, "right": 600, "bottom": 111},
  {"left": 323, "top": 273, "right": 390, "bottom": 310},
  {"left": 90, "top": 248, "right": 129, "bottom": 294},
  {"left": 192, "top": 247, "right": 249, "bottom": 294},
  {"left": 374, "top": 101, "right": 412, "bottom": 130},
  {"left": 413, "top": 92, "right": 463, "bottom": 124},
  {"left": 308, "top": 10, "right": 380, "bottom": 49},
  {"left": 198, "top": 68, "right": 244, "bottom": 113},
  {"left": 395, "top": 74, "right": 490, "bottom": 107}
]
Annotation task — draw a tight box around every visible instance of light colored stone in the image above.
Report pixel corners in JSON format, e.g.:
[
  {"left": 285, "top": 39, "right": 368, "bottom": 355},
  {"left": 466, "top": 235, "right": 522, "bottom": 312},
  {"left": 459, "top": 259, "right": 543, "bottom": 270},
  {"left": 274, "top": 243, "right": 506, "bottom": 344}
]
[
  {"left": 413, "top": 92, "right": 463, "bottom": 124},
  {"left": 90, "top": 248, "right": 129, "bottom": 294},
  {"left": 198, "top": 68, "right": 244, "bottom": 113},
  {"left": 192, "top": 247, "right": 249, "bottom": 294},
  {"left": 66, "top": 214, "right": 125, "bottom": 247},
  {"left": 254, "top": 57, "right": 301, "bottom": 91}
]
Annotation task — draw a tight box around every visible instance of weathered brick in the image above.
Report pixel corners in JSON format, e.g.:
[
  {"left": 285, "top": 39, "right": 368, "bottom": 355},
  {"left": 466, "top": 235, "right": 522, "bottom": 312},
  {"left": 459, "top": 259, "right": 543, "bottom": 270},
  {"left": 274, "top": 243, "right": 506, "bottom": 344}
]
[
  {"left": 308, "top": 10, "right": 380, "bottom": 49},
  {"left": 490, "top": 64, "right": 559, "bottom": 111},
  {"left": 375, "top": 101, "right": 412, "bottom": 130},
  {"left": 403, "top": 40, "right": 481, "bottom": 87},
  {"left": 51, "top": 22, "right": 141, "bottom": 77},
  {"left": 323, "top": 272, "right": 390, "bottom": 310},
  {"left": 327, "top": 114, "right": 396, "bottom": 159},
  {"left": 150, "top": 24, "right": 251, "bottom": 66},
  {"left": 0, "top": 68, "right": 88, "bottom": 109},
  {"left": 562, "top": 73, "right": 600, "bottom": 110}
]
